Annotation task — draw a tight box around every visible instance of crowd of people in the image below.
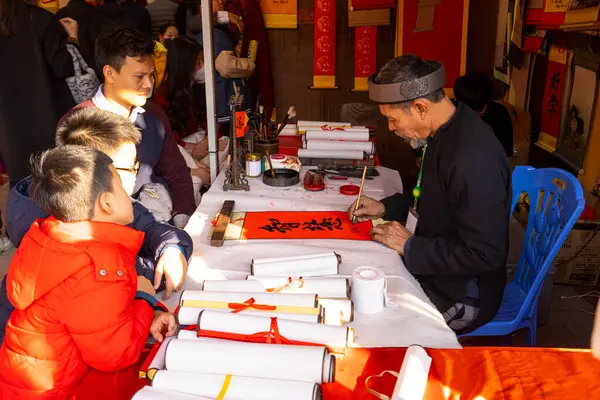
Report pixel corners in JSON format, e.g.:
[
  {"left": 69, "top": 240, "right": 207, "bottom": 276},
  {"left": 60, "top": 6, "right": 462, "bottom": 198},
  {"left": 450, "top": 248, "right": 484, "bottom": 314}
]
[{"left": 0, "top": 0, "right": 272, "bottom": 251}]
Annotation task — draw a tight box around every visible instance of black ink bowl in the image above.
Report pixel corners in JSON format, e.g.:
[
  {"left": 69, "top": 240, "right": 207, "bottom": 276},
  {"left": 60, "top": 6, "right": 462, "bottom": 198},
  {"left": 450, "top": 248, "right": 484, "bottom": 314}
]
[{"left": 262, "top": 168, "right": 300, "bottom": 187}]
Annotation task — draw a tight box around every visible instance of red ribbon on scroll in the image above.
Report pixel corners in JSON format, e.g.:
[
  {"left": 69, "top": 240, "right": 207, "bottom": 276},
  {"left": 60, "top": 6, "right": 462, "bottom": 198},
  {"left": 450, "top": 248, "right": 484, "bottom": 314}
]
[
  {"left": 537, "top": 46, "right": 568, "bottom": 153},
  {"left": 351, "top": 0, "right": 395, "bottom": 11},
  {"left": 312, "top": 0, "right": 337, "bottom": 89},
  {"left": 228, "top": 297, "right": 277, "bottom": 313},
  {"left": 353, "top": 26, "right": 378, "bottom": 91},
  {"left": 240, "top": 211, "right": 373, "bottom": 240}
]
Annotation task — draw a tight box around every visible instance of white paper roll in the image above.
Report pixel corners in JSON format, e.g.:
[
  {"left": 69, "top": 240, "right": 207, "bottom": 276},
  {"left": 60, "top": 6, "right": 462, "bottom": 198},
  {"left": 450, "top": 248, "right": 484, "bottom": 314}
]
[
  {"left": 177, "top": 330, "right": 225, "bottom": 342},
  {"left": 153, "top": 370, "right": 321, "bottom": 400},
  {"left": 132, "top": 386, "right": 208, "bottom": 400},
  {"left": 178, "top": 307, "right": 322, "bottom": 325},
  {"left": 305, "top": 140, "right": 375, "bottom": 155},
  {"left": 351, "top": 267, "right": 385, "bottom": 314},
  {"left": 207, "top": 277, "right": 349, "bottom": 298},
  {"left": 297, "top": 149, "right": 365, "bottom": 160},
  {"left": 318, "top": 298, "right": 353, "bottom": 323},
  {"left": 179, "top": 290, "right": 318, "bottom": 308},
  {"left": 304, "top": 130, "right": 369, "bottom": 142},
  {"left": 297, "top": 121, "right": 351, "bottom": 128},
  {"left": 252, "top": 252, "right": 340, "bottom": 265},
  {"left": 165, "top": 340, "right": 334, "bottom": 384},
  {"left": 251, "top": 253, "right": 341, "bottom": 277},
  {"left": 392, "top": 345, "right": 432, "bottom": 400},
  {"left": 198, "top": 310, "right": 353, "bottom": 348}
]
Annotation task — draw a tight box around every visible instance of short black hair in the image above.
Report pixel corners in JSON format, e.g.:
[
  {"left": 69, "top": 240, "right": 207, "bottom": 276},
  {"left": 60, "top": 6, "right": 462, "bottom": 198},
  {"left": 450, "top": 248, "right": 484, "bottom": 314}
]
[
  {"left": 95, "top": 27, "right": 155, "bottom": 72},
  {"left": 30, "top": 146, "right": 114, "bottom": 222},
  {"left": 57, "top": 108, "right": 141, "bottom": 155},
  {"left": 453, "top": 72, "right": 493, "bottom": 112},
  {"left": 375, "top": 54, "right": 445, "bottom": 111},
  {"left": 159, "top": 22, "right": 178, "bottom": 35}
]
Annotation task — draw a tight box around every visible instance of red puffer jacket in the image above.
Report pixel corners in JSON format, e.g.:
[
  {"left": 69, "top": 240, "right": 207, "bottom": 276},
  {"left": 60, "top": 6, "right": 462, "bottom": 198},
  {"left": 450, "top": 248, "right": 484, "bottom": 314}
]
[{"left": 0, "top": 218, "right": 155, "bottom": 399}]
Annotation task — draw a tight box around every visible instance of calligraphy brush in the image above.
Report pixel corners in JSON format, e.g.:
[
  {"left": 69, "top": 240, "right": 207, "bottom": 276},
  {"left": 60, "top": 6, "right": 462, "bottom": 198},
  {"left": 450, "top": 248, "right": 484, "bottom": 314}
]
[
  {"left": 274, "top": 106, "right": 297, "bottom": 139},
  {"left": 351, "top": 167, "right": 368, "bottom": 225},
  {"left": 259, "top": 105, "right": 265, "bottom": 140},
  {"left": 265, "top": 150, "right": 276, "bottom": 178}
]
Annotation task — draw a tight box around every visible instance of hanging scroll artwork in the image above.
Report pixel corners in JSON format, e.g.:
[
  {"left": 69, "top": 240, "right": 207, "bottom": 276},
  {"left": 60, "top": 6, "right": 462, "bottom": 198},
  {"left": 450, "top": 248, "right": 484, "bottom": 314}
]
[
  {"left": 555, "top": 49, "right": 600, "bottom": 172},
  {"left": 209, "top": 211, "right": 384, "bottom": 241},
  {"left": 348, "top": 0, "right": 390, "bottom": 27},
  {"left": 260, "top": 0, "right": 298, "bottom": 29},
  {"left": 353, "top": 26, "right": 378, "bottom": 91},
  {"left": 312, "top": 0, "right": 337, "bottom": 89},
  {"left": 537, "top": 47, "right": 568, "bottom": 153}
]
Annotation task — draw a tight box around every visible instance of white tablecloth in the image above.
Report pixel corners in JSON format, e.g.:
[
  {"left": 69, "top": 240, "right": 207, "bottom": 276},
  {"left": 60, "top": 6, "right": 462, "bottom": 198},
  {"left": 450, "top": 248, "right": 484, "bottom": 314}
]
[{"left": 162, "top": 167, "right": 460, "bottom": 349}]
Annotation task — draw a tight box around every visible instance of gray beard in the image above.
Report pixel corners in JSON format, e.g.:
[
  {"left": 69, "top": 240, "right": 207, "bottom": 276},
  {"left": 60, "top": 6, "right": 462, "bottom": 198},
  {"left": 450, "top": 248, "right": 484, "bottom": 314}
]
[{"left": 402, "top": 137, "right": 428, "bottom": 149}]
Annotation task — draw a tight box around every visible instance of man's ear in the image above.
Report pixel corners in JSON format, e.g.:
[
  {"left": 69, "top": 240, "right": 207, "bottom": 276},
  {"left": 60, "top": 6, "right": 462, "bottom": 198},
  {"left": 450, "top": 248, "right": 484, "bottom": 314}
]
[
  {"left": 98, "top": 192, "right": 114, "bottom": 215},
  {"left": 103, "top": 65, "right": 116, "bottom": 84},
  {"left": 412, "top": 100, "right": 427, "bottom": 120}
]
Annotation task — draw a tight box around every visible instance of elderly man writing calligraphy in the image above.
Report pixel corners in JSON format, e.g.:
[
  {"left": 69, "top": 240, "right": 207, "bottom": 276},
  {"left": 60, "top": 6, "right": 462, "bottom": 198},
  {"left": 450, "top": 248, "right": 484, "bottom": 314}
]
[{"left": 350, "top": 55, "right": 512, "bottom": 333}]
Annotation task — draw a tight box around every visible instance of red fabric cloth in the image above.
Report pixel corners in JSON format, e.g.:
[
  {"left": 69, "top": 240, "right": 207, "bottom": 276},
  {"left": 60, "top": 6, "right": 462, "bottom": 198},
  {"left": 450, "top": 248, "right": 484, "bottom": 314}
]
[
  {"left": 0, "top": 218, "right": 154, "bottom": 399},
  {"left": 240, "top": 0, "right": 275, "bottom": 120},
  {"left": 323, "top": 347, "right": 600, "bottom": 399},
  {"left": 86, "top": 346, "right": 600, "bottom": 399}
]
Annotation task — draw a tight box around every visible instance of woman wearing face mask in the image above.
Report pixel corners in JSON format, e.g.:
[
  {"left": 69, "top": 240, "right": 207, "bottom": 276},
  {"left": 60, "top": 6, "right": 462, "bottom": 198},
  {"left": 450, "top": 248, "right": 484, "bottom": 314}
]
[
  {"left": 153, "top": 36, "right": 219, "bottom": 184},
  {"left": 153, "top": 23, "right": 180, "bottom": 88}
]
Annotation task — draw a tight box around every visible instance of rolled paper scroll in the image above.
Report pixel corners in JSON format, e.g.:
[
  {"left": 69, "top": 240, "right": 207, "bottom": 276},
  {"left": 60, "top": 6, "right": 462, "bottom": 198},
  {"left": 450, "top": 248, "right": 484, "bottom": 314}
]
[
  {"left": 206, "top": 277, "right": 350, "bottom": 298},
  {"left": 152, "top": 370, "right": 322, "bottom": 400},
  {"left": 318, "top": 298, "right": 354, "bottom": 323},
  {"left": 304, "top": 129, "right": 370, "bottom": 141},
  {"left": 164, "top": 339, "right": 335, "bottom": 384},
  {"left": 297, "top": 121, "right": 351, "bottom": 128},
  {"left": 251, "top": 253, "right": 341, "bottom": 277},
  {"left": 197, "top": 310, "right": 354, "bottom": 348},
  {"left": 179, "top": 290, "right": 318, "bottom": 308},
  {"left": 297, "top": 149, "right": 365, "bottom": 160},
  {"left": 305, "top": 140, "right": 374, "bottom": 154},
  {"left": 132, "top": 386, "right": 207, "bottom": 400},
  {"left": 178, "top": 306, "right": 322, "bottom": 325},
  {"left": 352, "top": 266, "right": 385, "bottom": 314}
]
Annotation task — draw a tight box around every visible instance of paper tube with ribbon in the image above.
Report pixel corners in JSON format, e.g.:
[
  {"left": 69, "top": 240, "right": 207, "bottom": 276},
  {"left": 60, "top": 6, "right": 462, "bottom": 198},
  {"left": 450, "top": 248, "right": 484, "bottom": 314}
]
[
  {"left": 312, "top": 0, "right": 337, "bottom": 89},
  {"left": 353, "top": 26, "right": 378, "bottom": 92}
]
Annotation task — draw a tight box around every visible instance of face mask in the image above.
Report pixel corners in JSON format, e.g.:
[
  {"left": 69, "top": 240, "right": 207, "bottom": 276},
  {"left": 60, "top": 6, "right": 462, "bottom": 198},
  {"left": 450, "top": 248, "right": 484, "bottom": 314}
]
[{"left": 194, "top": 66, "right": 205, "bottom": 84}]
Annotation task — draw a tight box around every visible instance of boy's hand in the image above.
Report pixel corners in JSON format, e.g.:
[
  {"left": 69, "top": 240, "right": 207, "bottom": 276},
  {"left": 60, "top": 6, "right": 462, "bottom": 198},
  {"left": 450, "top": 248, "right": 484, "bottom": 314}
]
[
  {"left": 150, "top": 311, "right": 179, "bottom": 342},
  {"left": 154, "top": 247, "right": 188, "bottom": 300},
  {"left": 137, "top": 276, "right": 156, "bottom": 297}
]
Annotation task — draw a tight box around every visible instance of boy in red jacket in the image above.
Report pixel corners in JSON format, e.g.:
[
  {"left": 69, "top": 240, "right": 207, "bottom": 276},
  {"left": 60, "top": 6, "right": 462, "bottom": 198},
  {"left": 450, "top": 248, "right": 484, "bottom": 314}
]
[{"left": 0, "top": 145, "right": 179, "bottom": 399}]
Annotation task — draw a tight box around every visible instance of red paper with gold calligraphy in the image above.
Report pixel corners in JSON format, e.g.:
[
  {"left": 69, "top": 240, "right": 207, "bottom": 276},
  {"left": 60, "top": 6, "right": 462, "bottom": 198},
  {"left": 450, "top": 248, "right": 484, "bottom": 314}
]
[
  {"left": 353, "top": 26, "right": 378, "bottom": 91},
  {"left": 239, "top": 211, "right": 372, "bottom": 240},
  {"left": 537, "top": 47, "right": 568, "bottom": 153},
  {"left": 312, "top": 0, "right": 337, "bottom": 89}
]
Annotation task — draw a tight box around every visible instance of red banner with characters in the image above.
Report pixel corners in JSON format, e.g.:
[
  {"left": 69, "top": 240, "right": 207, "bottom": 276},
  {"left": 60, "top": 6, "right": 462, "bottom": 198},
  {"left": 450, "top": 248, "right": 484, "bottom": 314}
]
[
  {"left": 312, "top": 0, "right": 337, "bottom": 89},
  {"left": 353, "top": 26, "right": 378, "bottom": 91},
  {"left": 537, "top": 47, "right": 568, "bottom": 153}
]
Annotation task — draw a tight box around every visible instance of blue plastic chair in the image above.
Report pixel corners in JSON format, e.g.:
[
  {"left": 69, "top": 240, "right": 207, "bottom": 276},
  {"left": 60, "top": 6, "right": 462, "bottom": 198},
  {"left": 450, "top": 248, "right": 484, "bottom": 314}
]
[{"left": 461, "top": 166, "right": 585, "bottom": 346}]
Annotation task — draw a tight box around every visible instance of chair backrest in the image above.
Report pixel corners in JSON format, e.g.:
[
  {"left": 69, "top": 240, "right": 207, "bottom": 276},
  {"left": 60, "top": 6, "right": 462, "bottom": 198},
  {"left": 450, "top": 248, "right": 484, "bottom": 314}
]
[{"left": 511, "top": 166, "right": 585, "bottom": 321}]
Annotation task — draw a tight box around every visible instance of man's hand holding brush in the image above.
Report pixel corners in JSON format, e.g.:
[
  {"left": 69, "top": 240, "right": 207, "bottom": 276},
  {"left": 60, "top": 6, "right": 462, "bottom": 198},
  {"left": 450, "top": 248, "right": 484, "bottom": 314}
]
[{"left": 348, "top": 196, "right": 385, "bottom": 223}]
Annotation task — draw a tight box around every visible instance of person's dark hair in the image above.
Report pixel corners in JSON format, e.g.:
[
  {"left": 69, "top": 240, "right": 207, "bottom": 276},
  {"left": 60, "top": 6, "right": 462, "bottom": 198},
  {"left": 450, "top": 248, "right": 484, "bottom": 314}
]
[
  {"left": 0, "top": 0, "right": 21, "bottom": 37},
  {"left": 159, "top": 22, "right": 177, "bottom": 36},
  {"left": 453, "top": 72, "right": 493, "bottom": 112},
  {"left": 163, "top": 36, "right": 206, "bottom": 136},
  {"left": 95, "top": 27, "right": 155, "bottom": 72},
  {"left": 57, "top": 108, "right": 142, "bottom": 155},
  {"left": 30, "top": 145, "right": 114, "bottom": 222},
  {"left": 374, "top": 54, "right": 446, "bottom": 112}
]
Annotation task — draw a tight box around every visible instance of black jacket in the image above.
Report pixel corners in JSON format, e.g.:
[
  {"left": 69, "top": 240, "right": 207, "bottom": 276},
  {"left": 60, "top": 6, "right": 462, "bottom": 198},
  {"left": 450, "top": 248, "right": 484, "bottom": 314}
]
[
  {"left": 0, "top": 2, "right": 75, "bottom": 182},
  {"left": 382, "top": 103, "right": 512, "bottom": 333},
  {"left": 56, "top": 0, "right": 107, "bottom": 76}
]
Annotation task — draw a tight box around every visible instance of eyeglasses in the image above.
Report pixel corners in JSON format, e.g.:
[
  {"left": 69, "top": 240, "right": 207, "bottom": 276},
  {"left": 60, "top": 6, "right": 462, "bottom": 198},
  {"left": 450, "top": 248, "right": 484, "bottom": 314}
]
[{"left": 115, "top": 162, "right": 140, "bottom": 175}]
